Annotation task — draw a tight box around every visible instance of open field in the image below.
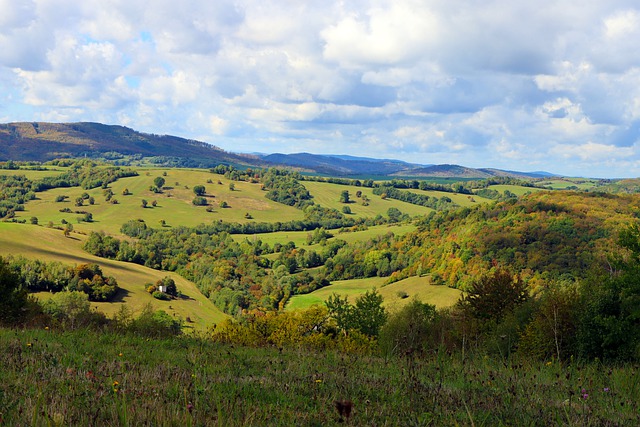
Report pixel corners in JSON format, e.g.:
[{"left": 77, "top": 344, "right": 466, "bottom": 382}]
[
  {"left": 302, "top": 180, "right": 434, "bottom": 217},
  {"left": 286, "top": 276, "right": 462, "bottom": 311},
  {"left": 537, "top": 178, "right": 599, "bottom": 190},
  {"left": 0, "top": 222, "right": 227, "bottom": 329},
  {"left": 15, "top": 168, "right": 304, "bottom": 235},
  {"left": 0, "top": 167, "right": 67, "bottom": 179},
  {"left": 486, "top": 184, "right": 546, "bottom": 196},
  {"left": 233, "top": 223, "right": 417, "bottom": 249},
  {"left": 397, "top": 187, "right": 493, "bottom": 207}
]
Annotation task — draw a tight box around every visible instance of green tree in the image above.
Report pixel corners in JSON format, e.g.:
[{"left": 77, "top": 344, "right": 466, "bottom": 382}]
[
  {"left": 154, "top": 176, "right": 166, "bottom": 189},
  {"left": 461, "top": 268, "right": 528, "bottom": 321},
  {"left": 339, "top": 190, "right": 350, "bottom": 204},
  {"left": 193, "top": 185, "right": 206, "bottom": 196},
  {"left": 326, "top": 290, "right": 387, "bottom": 337},
  {"left": 0, "top": 256, "right": 29, "bottom": 325}
]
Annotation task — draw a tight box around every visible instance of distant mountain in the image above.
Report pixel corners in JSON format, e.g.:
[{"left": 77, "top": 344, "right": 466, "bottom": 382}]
[
  {"left": 0, "top": 122, "right": 258, "bottom": 166},
  {"left": 0, "top": 122, "right": 555, "bottom": 178},
  {"left": 260, "top": 152, "right": 424, "bottom": 176}
]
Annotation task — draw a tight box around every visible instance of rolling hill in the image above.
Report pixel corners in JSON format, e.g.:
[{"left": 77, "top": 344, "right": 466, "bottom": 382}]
[{"left": 1, "top": 121, "right": 554, "bottom": 178}]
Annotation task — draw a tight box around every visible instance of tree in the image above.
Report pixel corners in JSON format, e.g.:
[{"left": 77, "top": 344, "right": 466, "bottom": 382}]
[
  {"left": 63, "top": 223, "right": 74, "bottom": 237},
  {"left": 193, "top": 185, "right": 206, "bottom": 196},
  {"left": 326, "top": 290, "right": 387, "bottom": 337},
  {"left": 141, "top": 199, "right": 148, "bottom": 208},
  {"left": 0, "top": 256, "right": 29, "bottom": 326},
  {"left": 157, "top": 276, "right": 178, "bottom": 296},
  {"left": 229, "top": 182, "right": 235, "bottom": 191},
  {"left": 461, "top": 268, "right": 527, "bottom": 321},
  {"left": 342, "top": 206, "right": 352, "bottom": 214},
  {"left": 339, "top": 190, "right": 350, "bottom": 204},
  {"left": 154, "top": 176, "right": 165, "bottom": 189},
  {"left": 192, "top": 196, "right": 207, "bottom": 206},
  {"left": 30, "top": 216, "right": 38, "bottom": 225}
]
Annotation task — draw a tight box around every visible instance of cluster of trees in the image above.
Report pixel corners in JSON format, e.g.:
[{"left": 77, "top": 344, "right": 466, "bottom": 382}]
[
  {"left": 5, "top": 256, "right": 119, "bottom": 301},
  {"left": 261, "top": 169, "right": 314, "bottom": 208},
  {"left": 372, "top": 185, "right": 457, "bottom": 210}
]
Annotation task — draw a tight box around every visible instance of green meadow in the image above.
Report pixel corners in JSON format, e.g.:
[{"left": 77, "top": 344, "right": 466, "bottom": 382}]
[
  {"left": 302, "top": 180, "right": 434, "bottom": 217},
  {"left": 286, "top": 276, "right": 462, "bottom": 311},
  {"left": 15, "top": 168, "right": 304, "bottom": 235},
  {"left": 0, "top": 222, "right": 227, "bottom": 329},
  {"left": 233, "top": 223, "right": 417, "bottom": 249},
  {"left": 397, "top": 187, "right": 494, "bottom": 207}
]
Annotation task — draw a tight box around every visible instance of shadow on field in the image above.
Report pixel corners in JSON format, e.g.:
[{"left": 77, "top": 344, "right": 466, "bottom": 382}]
[{"left": 110, "top": 288, "right": 131, "bottom": 303}]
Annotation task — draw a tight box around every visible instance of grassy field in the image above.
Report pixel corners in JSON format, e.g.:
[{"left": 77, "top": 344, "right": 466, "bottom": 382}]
[
  {"left": 15, "top": 168, "right": 304, "bottom": 235},
  {"left": 233, "top": 223, "right": 417, "bottom": 249},
  {"left": 2, "top": 328, "right": 638, "bottom": 426},
  {"left": 0, "top": 167, "right": 67, "bottom": 179},
  {"left": 397, "top": 187, "right": 494, "bottom": 207},
  {"left": 486, "top": 184, "right": 546, "bottom": 196},
  {"left": 0, "top": 222, "right": 227, "bottom": 329},
  {"left": 286, "top": 276, "right": 462, "bottom": 311},
  {"left": 302, "top": 181, "right": 434, "bottom": 217},
  {"left": 537, "top": 178, "right": 599, "bottom": 190}
]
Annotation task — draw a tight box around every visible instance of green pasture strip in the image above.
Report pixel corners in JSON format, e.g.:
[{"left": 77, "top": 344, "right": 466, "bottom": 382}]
[
  {"left": 486, "top": 184, "right": 545, "bottom": 196},
  {"left": 302, "top": 180, "right": 433, "bottom": 217},
  {"left": 0, "top": 222, "right": 227, "bottom": 329},
  {"left": 537, "top": 178, "right": 599, "bottom": 190},
  {"left": 0, "top": 168, "right": 67, "bottom": 179},
  {"left": 396, "top": 187, "right": 493, "bottom": 207},
  {"left": 286, "top": 276, "right": 461, "bottom": 312}
]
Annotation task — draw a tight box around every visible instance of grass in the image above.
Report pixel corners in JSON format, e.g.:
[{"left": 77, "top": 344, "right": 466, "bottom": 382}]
[
  {"left": 15, "top": 168, "right": 304, "bottom": 236},
  {"left": 302, "top": 181, "right": 434, "bottom": 218},
  {"left": 486, "top": 184, "right": 545, "bottom": 196},
  {"left": 397, "top": 187, "right": 494, "bottom": 207},
  {"left": 0, "top": 167, "right": 67, "bottom": 179},
  {"left": 538, "top": 178, "right": 599, "bottom": 190},
  {"left": 0, "top": 222, "right": 227, "bottom": 329},
  {"left": 286, "top": 276, "right": 462, "bottom": 311},
  {"left": 1, "top": 327, "right": 639, "bottom": 426},
  {"left": 233, "top": 223, "right": 417, "bottom": 249}
]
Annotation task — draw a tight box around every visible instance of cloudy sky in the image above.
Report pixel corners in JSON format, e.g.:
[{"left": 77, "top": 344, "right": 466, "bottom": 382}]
[{"left": 1, "top": 0, "right": 640, "bottom": 177}]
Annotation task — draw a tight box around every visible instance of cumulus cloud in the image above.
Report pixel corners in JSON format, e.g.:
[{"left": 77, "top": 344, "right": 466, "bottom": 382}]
[{"left": 1, "top": 0, "right": 640, "bottom": 177}]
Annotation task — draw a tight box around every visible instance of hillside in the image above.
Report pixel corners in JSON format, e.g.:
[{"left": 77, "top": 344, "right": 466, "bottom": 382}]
[
  {"left": 0, "top": 222, "right": 228, "bottom": 329},
  {"left": 1, "top": 121, "right": 554, "bottom": 178},
  {"left": 0, "top": 122, "right": 257, "bottom": 166}
]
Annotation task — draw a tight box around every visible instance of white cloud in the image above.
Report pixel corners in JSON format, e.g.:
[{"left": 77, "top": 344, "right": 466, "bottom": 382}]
[{"left": 1, "top": 0, "right": 640, "bottom": 177}]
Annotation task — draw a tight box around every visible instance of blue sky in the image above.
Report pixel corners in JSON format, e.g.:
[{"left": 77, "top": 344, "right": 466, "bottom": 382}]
[{"left": 1, "top": 0, "right": 640, "bottom": 177}]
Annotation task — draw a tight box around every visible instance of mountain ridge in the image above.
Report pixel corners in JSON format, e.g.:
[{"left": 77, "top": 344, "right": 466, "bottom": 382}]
[{"left": 0, "top": 121, "right": 555, "bottom": 178}]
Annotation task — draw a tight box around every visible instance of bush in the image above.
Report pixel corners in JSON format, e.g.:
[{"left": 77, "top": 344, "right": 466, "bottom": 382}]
[
  {"left": 379, "top": 300, "right": 437, "bottom": 357},
  {"left": 152, "top": 291, "right": 170, "bottom": 300},
  {"left": 192, "top": 196, "right": 207, "bottom": 206}
]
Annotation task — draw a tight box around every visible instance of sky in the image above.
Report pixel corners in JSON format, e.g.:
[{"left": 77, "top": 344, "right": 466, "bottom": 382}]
[{"left": 1, "top": 1, "right": 640, "bottom": 178}]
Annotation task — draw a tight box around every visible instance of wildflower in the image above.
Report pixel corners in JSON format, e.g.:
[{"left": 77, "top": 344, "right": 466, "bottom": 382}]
[
  {"left": 118, "top": 352, "right": 123, "bottom": 357},
  {"left": 187, "top": 403, "right": 194, "bottom": 413},
  {"left": 604, "top": 387, "right": 610, "bottom": 392},
  {"left": 581, "top": 388, "right": 589, "bottom": 400},
  {"left": 44, "top": 326, "right": 49, "bottom": 330},
  {"left": 545, "top": 361, "right": 552, "bottom": 366},
  {"left": 26, "top": 342, "right": 32, "bottom": 347},
  {"left": 315, "top": 379, "right": 323, "bottom": 383}
]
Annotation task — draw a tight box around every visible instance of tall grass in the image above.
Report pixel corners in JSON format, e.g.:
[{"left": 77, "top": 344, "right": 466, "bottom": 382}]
[{"left": 1, "top": 327, "right": 639, "bottom": 426}]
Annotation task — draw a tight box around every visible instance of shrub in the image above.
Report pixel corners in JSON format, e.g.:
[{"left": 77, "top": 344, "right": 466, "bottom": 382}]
[{"left": 379, "top": 300, "right": 437, "bottom": 357}]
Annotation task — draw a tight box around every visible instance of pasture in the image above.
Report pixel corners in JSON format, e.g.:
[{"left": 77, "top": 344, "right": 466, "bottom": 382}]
[
  {"left": 302, "top": 180, "right": 434, "bottom": 217},
  {"left": 286, "top": 275, "right": 462, "bottom": 311},
  {"left": 0, "top": 222, "right": 227, "bottom": 329}
]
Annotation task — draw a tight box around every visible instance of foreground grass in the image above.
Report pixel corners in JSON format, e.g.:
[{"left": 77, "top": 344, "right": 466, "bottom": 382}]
[
  {"left": 1, "top": 328, "right": 639, "bottom": 426},
  {"left": 0, "top": 222, "right": 227, "bottom": 329},
  {"left": 286, "top": 276, "right": 462, "bottom": 311}
]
